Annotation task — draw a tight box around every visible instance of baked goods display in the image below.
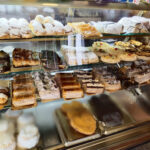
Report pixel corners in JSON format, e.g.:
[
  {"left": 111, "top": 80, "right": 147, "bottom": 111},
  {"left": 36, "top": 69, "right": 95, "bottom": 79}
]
[
  {"left": 55, "top": 73, "right": 84, "bottom": 100},
  {"left": 61, "top": 101, "right": 96, "bottom": 135},
  {"left": 13, "top": 48, "right": 40, "bottom": 67},
  {"left": 89, "top": 94, "right": 124, "bottom": 127},
  {"left": 61, "top": 45, "right": 99, "bottom": 66},
  {"left": 68, "top": 22, "right": 101, "bottom": 37},
  {"left": 0, "top": 18, "right": 33, "bottom": 39},
  {"left": 34, "top": 72, "right": 60, "bottom": 102},
  {"left": 40, "top": 50, "right": 65, "bottom": 71},
  {"left": 75, "top": 70, "right": 104, "bottom": 95},
  {"left": 29, "top": 15, "right": 72, "bottom": 36},
  {"left": 12, "top": 74, "right": 36, "bottom": 108},
  {"left": 0, "top": 50, "right": 10, "bottom": 73}
]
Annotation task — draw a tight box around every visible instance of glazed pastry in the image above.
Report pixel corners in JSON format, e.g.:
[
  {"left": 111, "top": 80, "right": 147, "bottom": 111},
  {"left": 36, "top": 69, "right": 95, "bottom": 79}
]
[
  {"left": 101, "top": 54, "right": 120, "bottom": 64},
  {"left": 17, "top": 113, "right": 35, "bottom": 131},
  {"left": 0, "top": 93, "right": 8, "bottom": 104},
  {"left": 13, "top": 48, "right": 40, "bottom": 67},
  {"left": 0, "top": 132, "right": 16, "bottom": 150},
  {"left": 89, "top": 94, "right": 123, "bottom": 127},
  {"left": 61, "top": 101, "right": 96, "bottom": 135},
  {"left": 68, "top": 22, "right": 101, "bottom": 37},
  {"left": 0, "top": 18, "right": 9, "bottom": 39},
  {"left": 17, "top": 124, "right": 40, "bottom": 149}
]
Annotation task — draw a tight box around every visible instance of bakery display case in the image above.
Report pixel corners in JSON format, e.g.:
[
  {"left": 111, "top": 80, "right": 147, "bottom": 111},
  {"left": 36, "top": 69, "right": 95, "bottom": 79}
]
[{"left": 0, "top": 0, "right": 150, "bottom": 150}]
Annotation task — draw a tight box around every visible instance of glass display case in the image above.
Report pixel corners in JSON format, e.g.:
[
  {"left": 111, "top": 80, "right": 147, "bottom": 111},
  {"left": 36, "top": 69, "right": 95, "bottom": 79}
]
[{"left": 0, "top": 0, "right": 150, "bottom": 150}]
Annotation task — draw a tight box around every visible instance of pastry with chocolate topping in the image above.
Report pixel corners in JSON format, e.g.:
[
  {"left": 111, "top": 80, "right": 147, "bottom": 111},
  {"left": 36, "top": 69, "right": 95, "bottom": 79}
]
[{"left": 89, "top": 94, "right": 124, "bottom": 127}]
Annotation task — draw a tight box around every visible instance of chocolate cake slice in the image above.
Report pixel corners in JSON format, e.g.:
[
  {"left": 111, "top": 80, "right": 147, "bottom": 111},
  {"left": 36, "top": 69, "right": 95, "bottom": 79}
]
[
  {"left": 89, "top": 94, "right": 124, "bottom": 127},
  {"left": 41, "top": 50, "right": 64, "bottom": 70}
]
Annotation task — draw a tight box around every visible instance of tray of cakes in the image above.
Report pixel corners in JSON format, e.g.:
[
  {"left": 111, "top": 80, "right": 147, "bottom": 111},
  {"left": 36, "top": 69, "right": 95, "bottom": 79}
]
[
  {"left": 40, "top": 50, "right": 67, "bottom": 72},
  {"left": 88, "top": 94, "right": 134, "bottom": 135},
  {"left": 0, "top": 80, "right": 11, "bottom": 109},
  {"left": 55, "top": 101, "right": 101, "bottom": 147},
  {"left": 33, "top": 72, "right": 61, "bottom": 103},
  {"left": 11, "top": 74, "right": 37, "bottom": 110},
  {"left": 55, "top": 73, "right": 84, "bottom": 100}
]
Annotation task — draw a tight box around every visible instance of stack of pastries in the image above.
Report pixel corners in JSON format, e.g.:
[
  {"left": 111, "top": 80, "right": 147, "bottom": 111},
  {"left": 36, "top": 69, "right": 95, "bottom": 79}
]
[
  {"left": 55, "top": 73, "right": 84, "bottom": 100},
  {"left": 94, "top": 67, "right": 121, "bottom": 91},
  {"left": 29, "top": 15, "right": 72, "bottom": 36},
  {"left": 34, "top": 72, "right": 60, "bottom": 101},
  {"left": 119, "top": 60, "right": 150, "bottom": 84},
  {"left": 75, "top": 70, "right": 104, "bottom": 95},
  {"left": 61, "top": 101, "right": 96, "bottom": 135},
  {"left": 13, "top": 48, "right": 40, "bottom": 67},
  {"left": 0, "top": 18, "right": 32, "bottom": 39},
  {"left": 68, "top": 22, "right": 101, "bottom": 37},
  {"left": 12, "top": 74, "right": 36, "bottom": 108},
  {"left": 61, "top": 45, "right": 99, "bottom": 66}
]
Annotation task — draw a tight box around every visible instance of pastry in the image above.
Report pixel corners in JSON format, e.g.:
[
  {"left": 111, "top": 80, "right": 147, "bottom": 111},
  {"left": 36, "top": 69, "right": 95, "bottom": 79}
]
[
  {"left": 0, "top": 132, "right": 16, "bottom": 150},
  {"left": 0, "top": 119, "right": 15, "bottom": 135},
  {"left": 119, "top": 52, "right": 137, "bottom": 62},
  {"left": 18, "top": 18, "right": 33, "bottom": 38},
  {"left": 40, "top": 50, "right": 65, "bottom": 70},
  {"left": 61, "top": 101, "right": 96, "bottom": 135},
  {"left": 34, "top": 72, "right": 60, "bottom": 101},
  {"left": 0, "top": 93, "right": 8, "bottom": 104},
  {"left": 0, "top": 50, "right": 10, "bottom": 73},
  {"left": 17, "top": 124, "right": 40, "bottom": 149},
  {"left": 62, "top": 88, "right": 84, "bottom": 100},
  {"left": 13, "top": 48, "right": 40, "bottom": 67},
  {"left": 68, "top": 22, "right": 101, "bottom": 37},
  {"left": 90, "top": 21, "right": 123, "bottom": 34},
  {"left": 61, "top": 82, "right": 81, "bottom": 90},
  {"left": 12, "top": 74, "right": 36, "bottom": 108},
  {"left": 89, "top": 94, "right": 123, "bottom": 127},
  {"left": 17, "top": 113, "right": 35, "bottom": 131},
  {"left": 29, "top": 20, "right": 45, "bottom": 36},
  {"left": 0, "top": 18, "right": 9, "bottom": 39},
  {"left": 101, "top": 54, "right": 120, "bottom": 64}
]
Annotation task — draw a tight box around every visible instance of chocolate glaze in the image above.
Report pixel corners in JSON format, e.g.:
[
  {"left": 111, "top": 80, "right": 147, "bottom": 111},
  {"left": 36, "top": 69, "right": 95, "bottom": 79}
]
[{"left": 89, "top": 94, "right": 123, "bottom": 127}]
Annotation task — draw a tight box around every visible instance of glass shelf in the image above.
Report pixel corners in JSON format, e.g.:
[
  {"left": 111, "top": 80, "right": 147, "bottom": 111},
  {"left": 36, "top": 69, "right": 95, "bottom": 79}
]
[
  {"left": 0, "top": 1, "right": 150, "bottom": 11},
  {"left": 0, "top": 33, "right": 150, "bottom": 43}
]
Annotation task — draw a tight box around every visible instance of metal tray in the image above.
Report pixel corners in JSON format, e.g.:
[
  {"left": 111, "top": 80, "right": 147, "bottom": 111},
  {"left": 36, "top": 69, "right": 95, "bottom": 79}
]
[
  {"left": 88, "top": 94, "right": 134, "bottom": 135},
  {"left": 109, "top": 90, "right": 150, "bottom": 124},
  {"left": 55, "top": 108, "right": 101, "bottom": 147}
]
